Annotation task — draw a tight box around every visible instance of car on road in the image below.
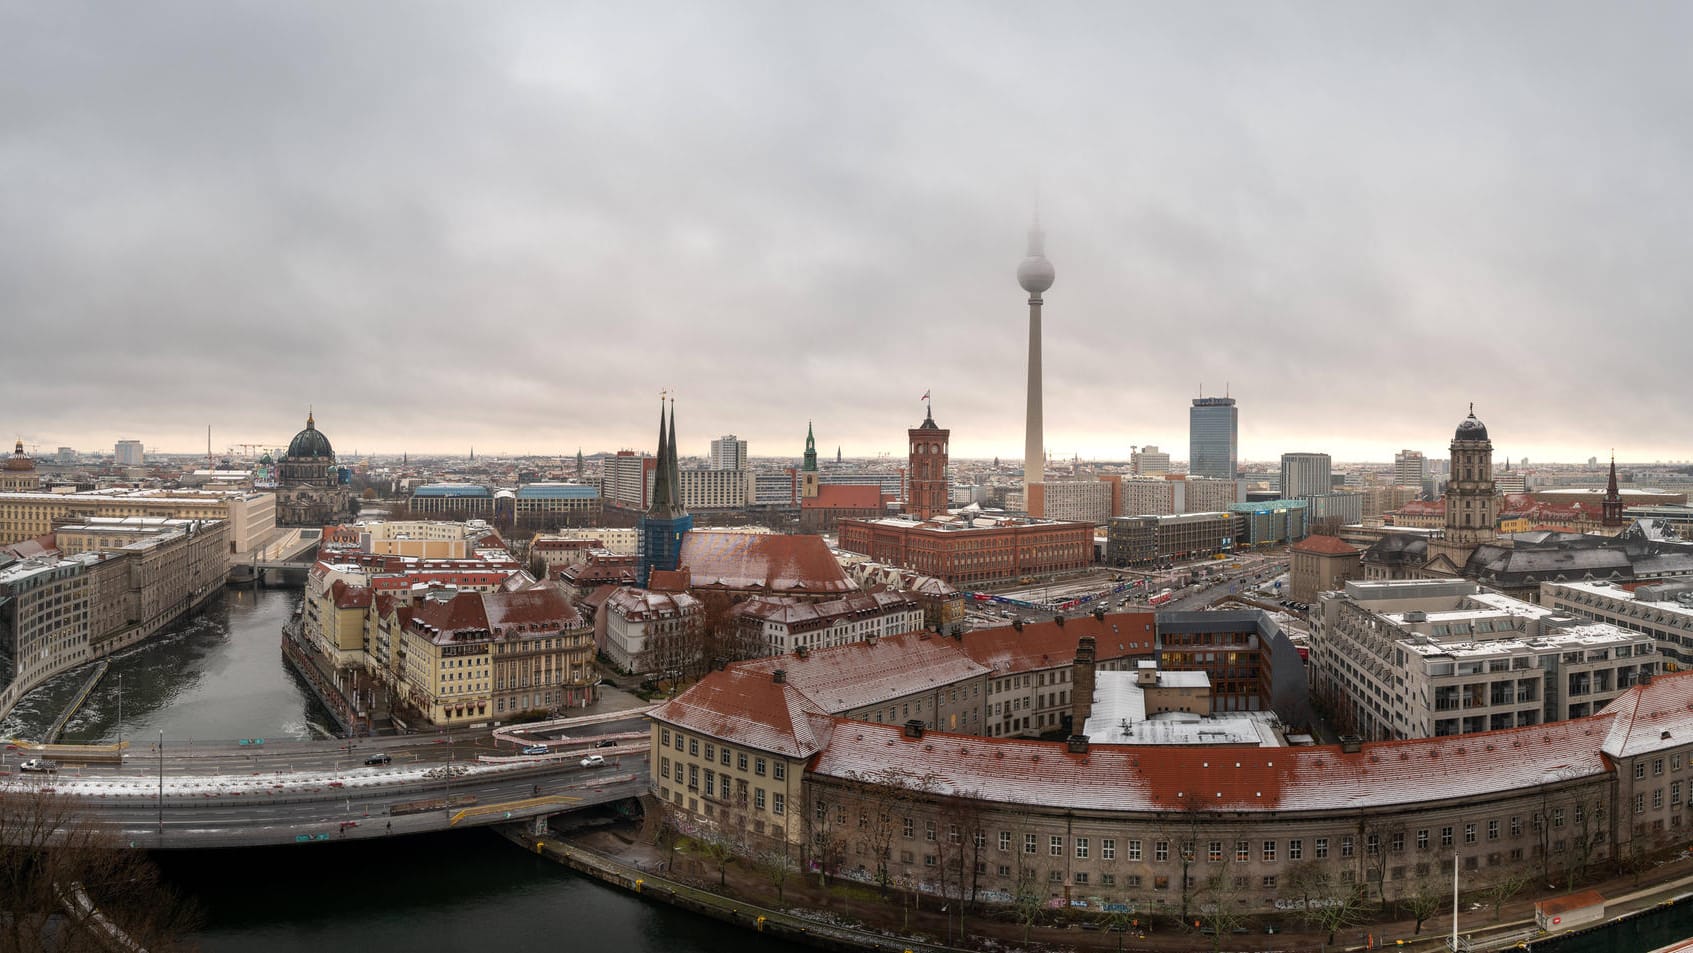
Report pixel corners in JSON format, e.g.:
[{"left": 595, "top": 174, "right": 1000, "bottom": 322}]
[
  {"left": 594, "top": 739, "right": 617, "bottom": 748},
  {"left": 19, "top": 758, "right": 57, "bottom": 773},
  {"left": 363, "top": 753, "right": 392, "bottom": 766},
  {"left": 580, "top": 754, "right": 606, "bottom": 768},
  {"left": 521, "top": 744, "right": 550, "bottom": 755}
]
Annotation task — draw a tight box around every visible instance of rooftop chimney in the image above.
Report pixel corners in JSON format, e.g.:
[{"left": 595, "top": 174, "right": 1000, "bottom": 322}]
[
  {"left": 1339, "top": 734, "right": 1363, "bottom": 754},
  {"left": 1066, "top": 734, "right": 1090, "bottom": 754},
  {"left": 903, "top": 719, "right": 925, "bottom": 739},
  {"left": 772, "top": 669, "right": 786, "bottom": 684},
  {"left": 1072, "top": 635, "right": 1097, "bottom": 733}
]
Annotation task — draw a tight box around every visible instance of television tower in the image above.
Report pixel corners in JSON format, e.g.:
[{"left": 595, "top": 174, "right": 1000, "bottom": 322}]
[{"left": 1018, "top": 216, "right": 1055, "bottom": 516}]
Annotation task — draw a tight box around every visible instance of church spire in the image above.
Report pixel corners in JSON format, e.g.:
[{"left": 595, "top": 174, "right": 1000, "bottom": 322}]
[
  {"left": 802, "top": 421, "right": 818, "bottom": 473},
  {"left": 650, "top": 398, "right": 673, "bottom": 511},
  {"left": 1603, "top": 451, "right": 1624, "bottom": 527}
]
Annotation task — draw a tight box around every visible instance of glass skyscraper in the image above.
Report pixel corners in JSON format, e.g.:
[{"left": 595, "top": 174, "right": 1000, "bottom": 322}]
[{"left": 1189, "top": 397, "right": 1238, "bottom": 480}]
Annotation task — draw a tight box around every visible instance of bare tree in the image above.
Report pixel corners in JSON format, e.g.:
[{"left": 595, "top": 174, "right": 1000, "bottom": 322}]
[
  {"left": 1399, "top": 871, "right": 1446, "bottom": 934},
  {"left": 1478, "top": 871, "right": 1530, "bottom": 922},
  {"left": 1284, "top": 860, "right": 1367, "bottom": 947},
  {"left": 692, "top": 827, "right": 738, "bottom": 887},
  {"left": 934, "top": 790, "right": 987, "bottom": 944},
  {"left": 1194, "top": 864, "right": 1250, "bottom": 952},
  {"left": 754, "top": 844, "right": 796, "bottom": 904},
  {"left": 0, "top": 788, "right": 199, "bottom": 953},
  {"left": 1012, "top": 865, "right": 1045, "bottom": 944},
  {"left": 841, "top": 767, "right": 931, "bottom": 896}
]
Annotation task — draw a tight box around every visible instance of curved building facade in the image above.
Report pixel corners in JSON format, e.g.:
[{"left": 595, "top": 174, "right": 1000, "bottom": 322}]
[{"left": 649, "top": 628, "right": 1693, "bottom": 916}]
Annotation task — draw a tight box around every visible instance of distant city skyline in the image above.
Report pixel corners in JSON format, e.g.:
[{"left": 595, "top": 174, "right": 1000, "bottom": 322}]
[{"left": 5, "top": 5, "right": 1691, "bottom": 464}]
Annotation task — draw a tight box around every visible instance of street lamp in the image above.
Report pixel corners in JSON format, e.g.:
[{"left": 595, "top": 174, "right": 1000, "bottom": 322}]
[
  {"left": 157, "top": 729, "right": 164, "bottom": 838},
  {"left": 116, "top": 673, "right": 122, "bottom": 753}
]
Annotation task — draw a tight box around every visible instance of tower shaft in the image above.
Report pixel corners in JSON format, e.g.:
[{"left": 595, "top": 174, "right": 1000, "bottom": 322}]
[{"left": 1024, "top": 292, "right": 1044, "bottom": 516}]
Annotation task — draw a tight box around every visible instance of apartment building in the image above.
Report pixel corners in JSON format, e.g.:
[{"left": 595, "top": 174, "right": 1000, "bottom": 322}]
[{"left": 1311, "top": 579, "right": 1657, "bottom": 740}]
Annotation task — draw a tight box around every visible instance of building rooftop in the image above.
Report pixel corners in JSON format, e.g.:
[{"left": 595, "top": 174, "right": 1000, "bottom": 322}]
[
  {"left": 411, "top": 483, "right": 494, "bottom": 498},
  {"left": 515, "top": 482, "right": 599, "bottom": 500}
]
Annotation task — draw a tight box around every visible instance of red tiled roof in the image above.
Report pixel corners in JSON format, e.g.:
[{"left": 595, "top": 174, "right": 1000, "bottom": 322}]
[
  {"left": 648, "top": 569, "right": 691, "bottom": 592},
  {"left": 802, "top": 484, "right": 884, "bottom": 511},
  {"left": 650, "top": 667, "right": 835, "bottom": 759},
  {"left": 679, "top": 531, "right": 855, "bottom": 595},
  {"left": 959, "top": 612, "right": 1157, "bottom": 674},
  {"left": 737, "top": 632, "right": 990, "bottom": 714},
  {"left": 1292, "top": 534, "right": 1361, "bottom": 556},
  {"left": 810, "top": 713, "right": 1617, "bottom": 814},
  {"left": 1600, "top": 670, "right": 1693, "bottom": 759}
]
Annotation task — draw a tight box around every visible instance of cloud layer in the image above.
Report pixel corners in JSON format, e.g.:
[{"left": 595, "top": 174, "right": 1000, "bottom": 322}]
[{"left": 3, "top": 2, "right": 1689, "bottom": 464}]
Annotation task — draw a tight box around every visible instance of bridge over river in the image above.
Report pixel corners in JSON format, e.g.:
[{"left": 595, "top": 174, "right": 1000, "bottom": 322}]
[{"left": 1, "top": 709, "right": 654, "bottom": 849}]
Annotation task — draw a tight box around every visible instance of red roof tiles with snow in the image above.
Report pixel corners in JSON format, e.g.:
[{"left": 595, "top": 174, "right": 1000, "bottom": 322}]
[
  {"left": 810, "top": 714, "right": 1618, "bottom": 814},
  {"left": 1292, "top": 534, "right": 1361, "bottom": 556},
  {"left": 650, "top": 667, "right": 836, "bottom": 759},
  {"left": 1600, "top": 670, "right": 1693, "bottom": 759},
  {"left": 736, "top": 632, "right": 992, "bottom": 714},
  {"left": 959, "top": 612, "right": 1157, "bottom": 674},
  {"left": 679, "top": 531, "right": 855, "bottom": 595}
]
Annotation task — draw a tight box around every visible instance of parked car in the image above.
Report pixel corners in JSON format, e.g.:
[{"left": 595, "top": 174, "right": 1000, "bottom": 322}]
[
  {"left": 594, "top": 739, "right": 617, "bottom": 748},
  {"left": 580, "top": 754, "right": 606, "bottom": 768},
  {"left": 19, "top": 758, "right": 57, "bottom": 773},
  {"left": 363, "top": 753, "right": 392, "bottom": 766},
  {"left": 521, "top": 744, "right": 550, "bottom": 755}
]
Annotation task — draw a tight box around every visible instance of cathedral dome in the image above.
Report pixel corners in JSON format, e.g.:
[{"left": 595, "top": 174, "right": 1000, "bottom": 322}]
[
  {"left": 1454, "top": 410, "right": 1489, "bottom": 442},
  {"left": 6, "top": 439, "right": 34, "bottom": 471},
  {"left": 286, "top": 413, "right": 335, "bottom": 459}
]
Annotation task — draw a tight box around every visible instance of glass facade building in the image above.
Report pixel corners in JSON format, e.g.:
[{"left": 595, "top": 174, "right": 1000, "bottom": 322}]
[{"left": 1189, "top": 397, "right": 1238, "bottom": 480}]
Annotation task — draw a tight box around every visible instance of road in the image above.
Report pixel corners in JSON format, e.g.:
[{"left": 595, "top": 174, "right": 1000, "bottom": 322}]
[{"left": 1, "top": 712, "right": 656, "bottom": 848}]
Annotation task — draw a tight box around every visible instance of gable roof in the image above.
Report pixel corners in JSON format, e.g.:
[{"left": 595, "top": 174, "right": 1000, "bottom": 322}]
[
  {"left": 1293, "top": 534, "right": 1361, "bottom": 557},
  {"left": 959, "top": 612, "right": 1157, "bottom": 674},
  {"left": 736, "top": 631, "right": 991, "bottom": 713},
  {"left": 679, "top": 531, "right": 856, "bottom": 595},
  {"left": 803, "top": 484, "right": 884, "bottom": 511},
  {"left": 650, "top": 667, "right": 835, "bottom": 758},
  {"left": 1599, "top": 670, "right": 1693, "bottom": 760}
]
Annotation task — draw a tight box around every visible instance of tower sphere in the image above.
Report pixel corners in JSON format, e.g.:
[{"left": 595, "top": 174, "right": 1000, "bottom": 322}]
[{"left": 1018, "top": 255, "right": 1055, "bottom": 294}]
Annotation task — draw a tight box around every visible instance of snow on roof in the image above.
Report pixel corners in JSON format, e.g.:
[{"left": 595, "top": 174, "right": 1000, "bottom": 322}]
[
  {"left": 959, "top": 612, "right": 1157, "bottom": 674},
  {"left": 809, "top": 714, "right": 1617, "bottom": 814},
  {"left": 650, "top": 667, "right": 835, "bottom": 759},
  {"left": 736, "top": 632, "right": 992, "bottom": 714},
  {"left": 679, "top": 531, "right": 856, "bottom": 594},
  {"left": 1600, "top": 670, "right": 1693, "bottom": 759}
]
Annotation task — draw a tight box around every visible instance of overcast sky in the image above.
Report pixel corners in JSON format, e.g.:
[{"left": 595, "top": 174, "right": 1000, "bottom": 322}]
[{"left": 4, "top": 2, "right": 1690, "bottom": 465}]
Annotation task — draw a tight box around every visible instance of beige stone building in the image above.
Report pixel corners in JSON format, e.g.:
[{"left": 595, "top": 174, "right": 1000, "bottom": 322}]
[
  {"left": 649, "top": 620, "right": 1693, "bottom": 916},
  {"left": 0, "top": 517, "right": 226, "bottom": 721},
  {"left": 0, "top": 488, "right": 274, "bottom": 558},
  {"left": 392, "top": 584, "right": 596, "bottom": 726},
  {"left": 1288, "top": 534, "right": 1363, "bottom": 603}
]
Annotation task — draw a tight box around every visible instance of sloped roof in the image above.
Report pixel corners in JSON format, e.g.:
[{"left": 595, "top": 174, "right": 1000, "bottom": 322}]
[
  {"left": 736, "top": 632, "right": 991, "bottom": 713},
  {"left": 650, "top": 667, "right": 835, "bottom": 759},
  {"left": 959, "top": 612, "right": 1157, "bottom": 674},
  {"left": 605, "top": 585, "right": 701, "bottom": 619},
  {"left": 803, "top": 484, "right": 884, "bottom": 511},
  {"left": 679, "top": 531, "right": 855, "bottom": 595},
  {"left": 1292, "top": 534, "right": 1361, "bottom": 557},
  {"left": 734, "top": 590, "right": 919, "bottom": 629},
  {"left": 810, "top": 714, "right": 1616, "bottom": 814},
  {"left": 1599, "top": 670, "right": 1693, "bottom": 760}
]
